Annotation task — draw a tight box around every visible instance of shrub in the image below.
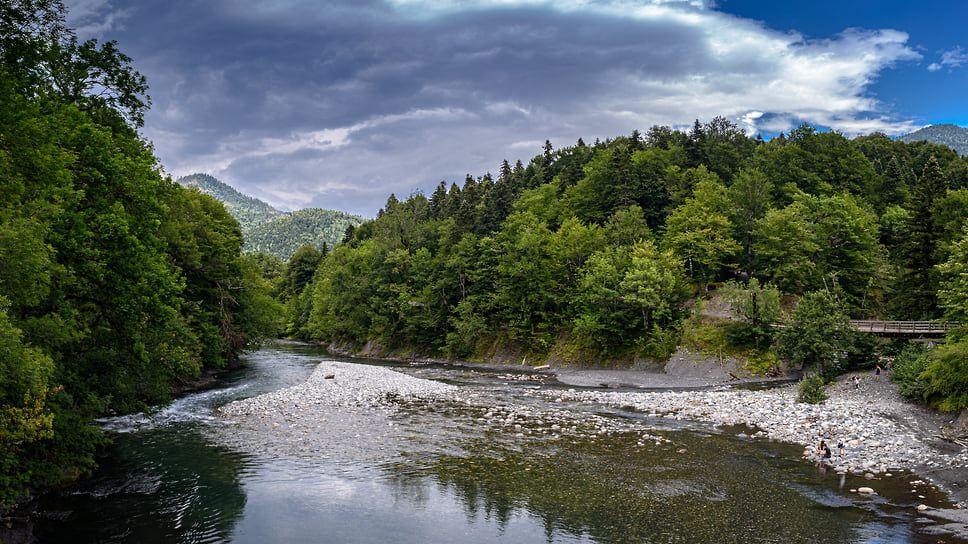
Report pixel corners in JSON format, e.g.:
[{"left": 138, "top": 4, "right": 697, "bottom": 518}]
[
  {"left": 797, "top": 372, "right": 828, "bottom": 404},
  {"left": 923, "top": 339, "right": 968, "bottom": 412},
  {"left": 891, "top": 342, "right": 932, "bottom": 402},
  {"left": 637, "top": 325, "right": 681, "bottom": 360},
  {"left": 745, "top": 351, "right": 781, "bottom": 377}
]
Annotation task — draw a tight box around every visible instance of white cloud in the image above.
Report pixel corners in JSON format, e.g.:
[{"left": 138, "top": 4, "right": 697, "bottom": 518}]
[
  {"left": 935, "top": 46, "right": 968, "bottom": 70},
  {"left": 87, "top": 0, "right": 929, "bottom": 214}
]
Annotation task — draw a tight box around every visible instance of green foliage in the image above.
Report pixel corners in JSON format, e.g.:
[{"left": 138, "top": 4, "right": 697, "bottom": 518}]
[
  {"left": 890, "top": 342, "right": 932, "bottom": 402},
  {"left": 745, "top": 350, "right": 780, "bottom": 377},
  {"left": 292, "top": 118, "right": 968, "bottom": 388},
  {"left": 662, "top": 169, "right": 739, "bottom": 291},
  {"left": 892, "top": 157, "right": 948, "bottom": 319},
  {"left": 922, "top": 340, "right": 968, "bottom": 412},
  {"left": 178, "top": 173, "right": 285, "bottom": 231},
  {"left": 0, "top": 4, "right": 281, "bottom": 504},
  {"left": 719, "top": 278, "right": 780, "bottom": 350},
  {"left": 679, "top": 315, "right": 730, "bottom": 356},
  {"left": 636, "top": 324, "right": 681, "bottom": 360},
  {"left": 569, "top": 239, "right": 686, "bottom": 355},
  {"left": 938, "top": 226, "right": 968, "bottom": 328},
  {"left": 776, "top": 291, "right": 854, "bottom": 372},
  {"left": 797, "top": 373, "right": 829, "bottom": 404},
  {"left": 0, "top": 299, "right": 54, "bottom": 506},
  {"left": 244, "top": 208, "right": 363, "bottom": 261}
]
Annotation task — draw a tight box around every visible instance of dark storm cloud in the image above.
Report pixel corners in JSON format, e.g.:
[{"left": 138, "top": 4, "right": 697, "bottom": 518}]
[{"left": 65, "top": 0, "right": 922, "bottom": 216}]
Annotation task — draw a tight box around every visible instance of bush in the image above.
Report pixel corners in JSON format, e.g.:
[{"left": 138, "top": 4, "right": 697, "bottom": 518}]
[
  {"left": 637, "top": 325, "right": 681, "bottom": 360},
  {"left": 891, "top": 342, "right": 932, "bottom": 402},
  {"left": 923, "top": 340, "right": 968, "bottom": 412},
  {"left": 745, "top": 350, "right": 781, "bottom": 377},
  {"left": 797, "top": 373, "right": 828, "bottom": 404}
]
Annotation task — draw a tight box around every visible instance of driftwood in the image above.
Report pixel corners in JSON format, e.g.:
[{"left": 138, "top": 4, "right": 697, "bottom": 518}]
[{"left": 936, "top": 433, "right": 968, "bottom": 448}]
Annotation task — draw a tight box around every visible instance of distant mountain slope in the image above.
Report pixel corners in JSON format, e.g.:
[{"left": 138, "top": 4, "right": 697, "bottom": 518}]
[
  {"left": 899, "top": 124, "right": 968, "bottom": 156},
  {"left": 176, "top": 173, "right": 364, "bottom": 260},
  {"left": 244, "top": 208, "right": 364, "bottom": 261},
  {"left": 177, "top": 173, "right": 285, "bottom": 231}
]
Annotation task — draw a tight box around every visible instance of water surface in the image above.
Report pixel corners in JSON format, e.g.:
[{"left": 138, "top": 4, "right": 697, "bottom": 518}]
[{"left": 30, "top": 341, "right": 963, "bottom": 543}]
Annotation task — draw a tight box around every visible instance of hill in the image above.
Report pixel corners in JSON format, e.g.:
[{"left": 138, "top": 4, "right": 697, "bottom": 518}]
[
  {"left": 899, "top": 124, "right": 968, "bottom": 156},
  {"left": 244, "top": 208, "right": 364, "bottom": 261},
  {"left": 177, "top": 173, "right": 285, "bottom": 231}
]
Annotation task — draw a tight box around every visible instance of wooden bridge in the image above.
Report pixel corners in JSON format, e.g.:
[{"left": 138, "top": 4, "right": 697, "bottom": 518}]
[
  {"left": 770, "top": 320, "right": 960, "bottom": 337},
  {"left": 848, "top": 320, "right": 960, "bottom": 337}
]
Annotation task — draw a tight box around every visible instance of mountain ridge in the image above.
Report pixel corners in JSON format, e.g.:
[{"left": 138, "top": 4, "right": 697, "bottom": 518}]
[
  {"left": 177, "top": 173, "right": 285, "bottom": 231},
  {"left": 898, "top": 123, "right": 968, "bottom": 156},
  {"left": 175, "top": 173, "right": 363, "bottom": 260}
]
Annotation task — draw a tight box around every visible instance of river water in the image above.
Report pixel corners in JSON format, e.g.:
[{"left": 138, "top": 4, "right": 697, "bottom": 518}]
[{"left": 26, "top": 341, "right": 963, "bottom": 543}]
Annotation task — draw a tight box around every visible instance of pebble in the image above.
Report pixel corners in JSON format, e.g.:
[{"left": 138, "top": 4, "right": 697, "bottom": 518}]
[
  {"left": 219, "top": 361, "right": 459, "bottom": 417},
  {"left": 533, "top": 380, "right": 968, "bottom": 477},
  {"left": 217, "top": 362, "right": 968, "bottom": 505}
]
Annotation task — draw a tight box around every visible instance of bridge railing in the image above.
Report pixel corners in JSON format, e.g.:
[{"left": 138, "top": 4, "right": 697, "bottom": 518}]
[{"left": 848, "top": 320, "right": 961, "bottom": 334}]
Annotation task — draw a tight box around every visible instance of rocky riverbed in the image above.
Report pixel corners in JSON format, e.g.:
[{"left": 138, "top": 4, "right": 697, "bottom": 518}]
[
  {"left": 534, "top": 372, "right": 968, "bottom": 483},
  {"left": 216, "top": 360, "right": 968, "bottom": 539}
]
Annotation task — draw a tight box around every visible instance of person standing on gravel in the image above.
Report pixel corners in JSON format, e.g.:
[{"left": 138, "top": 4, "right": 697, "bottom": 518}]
[
  {"left": 838, "top": 437, "right": 846, "bottom": 456},
  {"left": 875, "top": 365, "right": 882, "bottom": 380}
]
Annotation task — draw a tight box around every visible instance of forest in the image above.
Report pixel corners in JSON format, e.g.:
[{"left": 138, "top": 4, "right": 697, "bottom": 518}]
[
  {"left": 0, "top": 0, "right": 281, "bottom": 507},
  {"left": 275, "top": 122, "right": 968, "bottom": 414}
]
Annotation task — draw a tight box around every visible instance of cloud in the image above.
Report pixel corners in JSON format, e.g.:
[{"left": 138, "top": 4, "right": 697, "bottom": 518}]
[
  {"left": 929, "top": 46, "right": 968, "bottom": 72},
  {"left": 64, "top": 0, "right": 925, "bottom": 215},
  {"left": 63, "top": 0, "right": 131, "bottom": 39}
]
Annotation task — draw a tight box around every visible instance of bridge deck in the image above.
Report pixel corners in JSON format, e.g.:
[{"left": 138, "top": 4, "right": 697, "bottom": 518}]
[
  {"left": 770, "top": 320, "right": 960, "bottom": 336},
  {"left": 848, "top": 320, "right": 960, "bottom": 336}
]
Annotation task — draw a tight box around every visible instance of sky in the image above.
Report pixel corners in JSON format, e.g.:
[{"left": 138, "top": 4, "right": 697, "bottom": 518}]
[{"left": 63, "top": 0, "right": 968, "bottom": 218}]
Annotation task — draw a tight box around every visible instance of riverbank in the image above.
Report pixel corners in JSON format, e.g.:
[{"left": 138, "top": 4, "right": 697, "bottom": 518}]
[
  {"left": 532, "top": 368, "right": 968, "bottom": 538},
  {"left": 286, "top": 345, "right": 968, "bottom": 538}
]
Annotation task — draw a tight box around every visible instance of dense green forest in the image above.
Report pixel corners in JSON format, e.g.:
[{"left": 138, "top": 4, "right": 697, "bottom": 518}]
[
  {"left": 178, "top": 173, "right": 286, "bottom": 231},
  {"left": 275, "top": 121, "right": 968, "bottom": 412},
  {"left": 245, "top": 208, "right": 364, "bottom": 261},
  {"left": 0, "top": 0, "right": 281, "bottom": 507},
  {"left": 900, "top": 124, "right": 968, "bottom": 157}
]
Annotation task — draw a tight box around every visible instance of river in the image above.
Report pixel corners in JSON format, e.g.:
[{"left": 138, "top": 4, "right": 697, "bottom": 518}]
[{"left": 25, "top": 341, "right": 964, "bottom": 543}]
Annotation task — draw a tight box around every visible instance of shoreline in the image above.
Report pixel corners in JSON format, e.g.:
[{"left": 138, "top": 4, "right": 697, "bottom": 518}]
[{"left": 326, "top": 344, "right": 968, "bottom": 538}]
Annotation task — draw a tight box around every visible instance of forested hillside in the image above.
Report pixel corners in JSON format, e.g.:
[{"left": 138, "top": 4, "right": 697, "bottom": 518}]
[
  {"left": 178, "top": 173, "right": 285, "bottom": 231},
  {"left": 245, "top": 209, "right": 364, "bottom": 261},
  {"left": 177, "top": 173, "right": 364, "bottom": 260},
  {"left": 900, "top": 124, "right": 968, "bottom": 156},
  {"left": 275, "top": 123, "right": 968, "bottom": 413},
  {"left": 0, "top": 1, "right": 281, "bottom": 506}
]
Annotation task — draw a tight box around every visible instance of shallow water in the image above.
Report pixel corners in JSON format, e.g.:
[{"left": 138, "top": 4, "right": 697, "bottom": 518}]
[{"left": 28, "top": 341, "right": 965, "bottom": 543}]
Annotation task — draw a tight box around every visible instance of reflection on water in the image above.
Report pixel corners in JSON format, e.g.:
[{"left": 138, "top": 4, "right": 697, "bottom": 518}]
[
  {"left": 35, "top": 427, "right": 250, "bottom": 543},
  {"left": 389, "top": 433, "right": 863, "bottom": 543},
  {"left": 25, "top": 342, "right": 967, "bottom": 543}
]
